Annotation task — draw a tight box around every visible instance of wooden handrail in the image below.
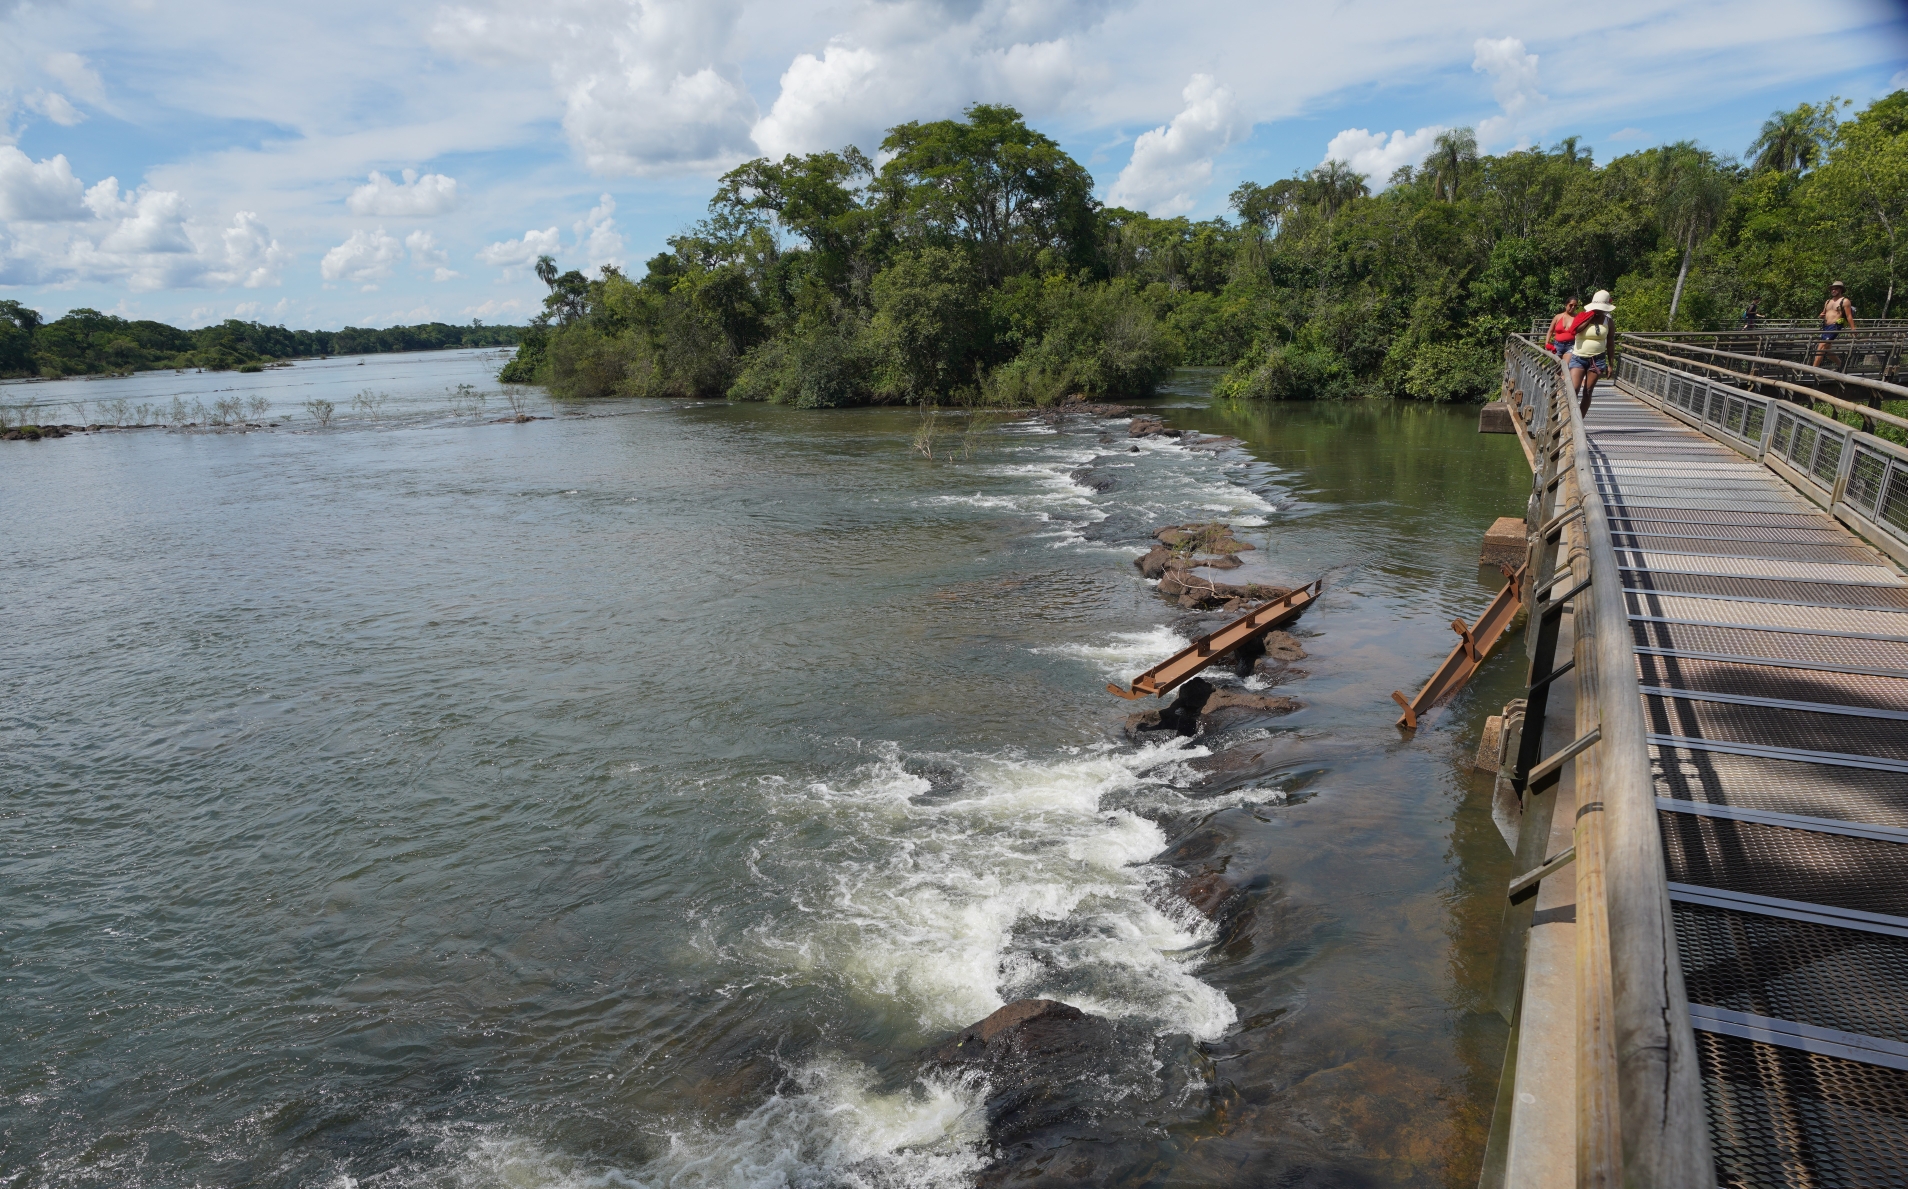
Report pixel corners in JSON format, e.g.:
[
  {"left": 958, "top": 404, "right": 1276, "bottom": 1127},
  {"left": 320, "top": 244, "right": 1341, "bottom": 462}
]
[
  {"left": 1622, "top": 335, "right": 1908, "bottom": 402},
  {"left": 1619, "top": 342, "right": 1908, "bottom": 435},
  {"left": 1562, "top": 344, "right": 1716, "bottom": 1187}
]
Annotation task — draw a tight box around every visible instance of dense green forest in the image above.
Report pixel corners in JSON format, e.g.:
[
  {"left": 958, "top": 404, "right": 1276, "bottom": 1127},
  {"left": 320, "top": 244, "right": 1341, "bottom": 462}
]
[
  {"left": 0, "top": 306, "right": 523, "bottom": 379},
  {"left": 503, "top": 92, "right": 1906, "bottom": 406}
]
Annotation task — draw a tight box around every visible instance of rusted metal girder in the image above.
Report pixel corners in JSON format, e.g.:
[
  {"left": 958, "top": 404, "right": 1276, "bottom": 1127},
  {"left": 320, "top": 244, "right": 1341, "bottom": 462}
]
[
  {"left": 1106, "top": 578, "right": 1324, "bottom": 700},
  {"left": 1391, "top": 564, "right": 1526, "bottom": 730}
]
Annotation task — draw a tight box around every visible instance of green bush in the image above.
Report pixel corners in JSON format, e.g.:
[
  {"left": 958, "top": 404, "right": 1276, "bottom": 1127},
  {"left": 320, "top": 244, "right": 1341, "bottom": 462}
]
[
  {"left": 1213, "top": 341, "right": 1350, "bottom": 400},
  {"left": 1402, "top": 342, "right": 1501, "bottom": 403},
  {"left": 544, "top": 325, "right": 657, "bottom": 398},
  {"left": 730, "top": 320, "right": 876, "bottom": 407}
]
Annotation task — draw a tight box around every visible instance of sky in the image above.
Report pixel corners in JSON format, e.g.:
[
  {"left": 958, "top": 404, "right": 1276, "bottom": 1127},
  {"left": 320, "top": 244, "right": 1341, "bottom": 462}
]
[{"left": 1, "top": 0, "right": 1905, "bottom": 331}]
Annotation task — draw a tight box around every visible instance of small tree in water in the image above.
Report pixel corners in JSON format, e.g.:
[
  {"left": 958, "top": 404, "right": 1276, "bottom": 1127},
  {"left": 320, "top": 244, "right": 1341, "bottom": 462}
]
[{"left": 304, "top": 398, "right": 335, "bottom": 426}]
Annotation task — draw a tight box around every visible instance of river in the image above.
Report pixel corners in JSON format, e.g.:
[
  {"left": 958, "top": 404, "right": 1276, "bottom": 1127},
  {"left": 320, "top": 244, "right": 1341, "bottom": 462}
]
[{"left": 3, "top": 350, "right": 1533, "bottom": 1187}]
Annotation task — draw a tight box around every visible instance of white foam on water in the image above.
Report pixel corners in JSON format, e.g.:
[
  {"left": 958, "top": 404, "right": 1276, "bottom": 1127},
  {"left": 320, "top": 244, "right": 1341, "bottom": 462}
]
[
  {"left": 407, "top": 1060, "right": 985, "bottom": 1189},
  {"left": 632, "top": 1061, "right": 987, "bottom": 1189},
  {"left": 746, "top": 739, "right": 1237, "bottom": 1044},
  {"left": 1033, "top": 626, "right": 1187, "bottom": 681}
]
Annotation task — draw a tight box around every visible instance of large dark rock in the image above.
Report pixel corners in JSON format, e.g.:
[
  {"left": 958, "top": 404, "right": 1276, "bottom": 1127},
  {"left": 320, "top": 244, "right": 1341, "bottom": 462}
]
[
  {"left": 1134, "top": 544, "right": 1175, "bottom": 579},
  {"left": 1123, "top": 677, "right": 1213, "bottom": 738},
  {"left": 1069, "top": 466, "right": 1116, "bottom": 493},
  {"left": 922, "top": 999, "right": 1124, "bottom": 1147},
  {"left": 1128, "top": 416, "right": 1180, "bottom": 438}
]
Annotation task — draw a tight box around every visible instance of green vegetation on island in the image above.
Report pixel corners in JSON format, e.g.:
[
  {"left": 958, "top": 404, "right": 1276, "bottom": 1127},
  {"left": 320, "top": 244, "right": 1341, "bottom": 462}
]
[
  {"left": 0, "top": 307, "right": 525, "bottom": 379},
  {"left": 504, "top": 92, "right": 1906, "bottom": 406}
]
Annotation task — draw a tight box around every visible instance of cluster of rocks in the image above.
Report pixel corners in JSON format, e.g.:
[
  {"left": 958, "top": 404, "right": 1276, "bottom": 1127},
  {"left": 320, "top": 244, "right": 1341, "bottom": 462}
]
[
  {"left": 895, "top": 404, "right": 1321, "bottom": 1181},
  {"left": 3, "top": 424, "right": 70, "bottom": 440},
  {"left": 1135, "top": 523, "right": 1289, "bottom": 612},
  {"left": 1128, "top": 414, "right": 1180, "bottom": 439}
]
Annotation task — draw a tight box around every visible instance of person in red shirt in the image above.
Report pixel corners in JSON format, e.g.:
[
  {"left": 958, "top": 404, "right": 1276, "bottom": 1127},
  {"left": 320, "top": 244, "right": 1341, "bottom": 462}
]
[{"left": 1545, "top": 297, "right": 1582, "bottom": 355}]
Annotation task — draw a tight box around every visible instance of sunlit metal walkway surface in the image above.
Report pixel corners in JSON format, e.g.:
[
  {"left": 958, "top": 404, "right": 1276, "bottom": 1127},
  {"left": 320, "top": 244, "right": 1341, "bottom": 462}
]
[{"left": 1589, "top": 386, "right": 1908, "bottom": 1186}]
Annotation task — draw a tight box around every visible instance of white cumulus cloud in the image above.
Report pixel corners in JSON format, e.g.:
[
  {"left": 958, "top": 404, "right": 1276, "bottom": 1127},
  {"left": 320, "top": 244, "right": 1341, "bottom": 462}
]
[
  {"left": 347, "top": 169, "right": 460, "bottom": 216},
  {"left": 477, "top": 226, "right": 561, "bottom": 273},
  {"left": 405, "top": 229, "right": 447, "bottom": 266},
  {"left": 574, "top": 194, "right": 624, "bottom": 271},
  {"left": 1322, "top": 125, "right": 1446, "bottom": 188},
  {"left": 321, "top": 228, "right": 404, "bottom": 287},
  {"left": 433, "top": 0, "right": 759, "bottom": 175},
  {"left": 404, "top": 229, "right": 460, "bottom": 280},
  {"left": 0, "top": 147, "right": 88, "bottom": 220},
  {"left": 1473, "top": 36, "right": 1545, "bottom": 145},
  {"left": 1105, "top": 74, "right": 1246, "bottom": 215},
  {"left": 0, "top": 156, "right": 286, "bottom": 291},
  {"left": 750, "top": 0, "right": 1113, "bottom": 160}
]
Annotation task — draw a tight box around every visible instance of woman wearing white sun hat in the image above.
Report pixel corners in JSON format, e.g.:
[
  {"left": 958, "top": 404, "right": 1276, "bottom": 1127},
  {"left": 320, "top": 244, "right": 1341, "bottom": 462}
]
[{"left": 1565, "top": 290, "right": 1616, "bottom": 416}]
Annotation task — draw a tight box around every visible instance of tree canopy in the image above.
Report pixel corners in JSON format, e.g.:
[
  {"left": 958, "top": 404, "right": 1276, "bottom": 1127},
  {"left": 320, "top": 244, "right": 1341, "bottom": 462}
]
[
  {"left": 494, "top": 91, "right": 1908, "bottom": 407},
  {"left": 0, "top": 310, "right": 524, "bottom": 379}
]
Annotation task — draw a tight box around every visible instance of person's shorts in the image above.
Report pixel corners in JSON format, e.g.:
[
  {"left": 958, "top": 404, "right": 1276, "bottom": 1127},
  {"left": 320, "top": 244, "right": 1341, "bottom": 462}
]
[
  {"left": 1820, "top": 325, "right": 1842, "bottom": 342},
  {"left": 1567, "top": 352, "right": 1607, "bottom": 374},
  {"left": 1551, "top": 339, "right": 1573, "bottom": 355}
]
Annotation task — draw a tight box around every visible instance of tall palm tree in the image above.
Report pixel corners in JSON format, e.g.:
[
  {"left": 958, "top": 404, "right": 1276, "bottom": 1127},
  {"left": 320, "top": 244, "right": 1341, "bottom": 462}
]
[
  {"left": 1422, "top": 128, "right": 1479, "bottom": 202},
  {"left": 1748, "top": 102, "right": 1837, "bottom": 174},
  {"left": 1653, "top": 143, "right": 1732, "bottom": 325},
  {"left": 534, "top": 254, "right": 559, "bottom": 289},
  {"left": 1308, "top": 159, "right": 1369, "bottom": 220}
]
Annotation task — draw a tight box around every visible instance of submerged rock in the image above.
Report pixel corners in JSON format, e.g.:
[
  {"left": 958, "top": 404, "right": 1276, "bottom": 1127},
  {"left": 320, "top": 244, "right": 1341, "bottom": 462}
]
[
  {"left": 1179, "top": 869, "right": 1249, "bottom": 925},
  {"left": 1260, "top": 630, "right": 1307, "bottom": 662}
]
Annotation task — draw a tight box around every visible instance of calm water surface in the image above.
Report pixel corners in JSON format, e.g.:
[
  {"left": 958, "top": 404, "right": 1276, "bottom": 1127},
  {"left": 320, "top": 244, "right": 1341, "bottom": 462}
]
[{"left": 4, "top": 354, "right": 1533, "bottom": 1187}]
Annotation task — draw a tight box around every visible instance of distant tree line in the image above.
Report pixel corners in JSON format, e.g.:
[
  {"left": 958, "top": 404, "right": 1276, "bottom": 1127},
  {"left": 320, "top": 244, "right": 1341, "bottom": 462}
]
[
  {"left": 501, "top": 91, "right": 1906, "bottom": 406},
  {"left": 0, "top": 306, "right": 525, "bottom": 379}
]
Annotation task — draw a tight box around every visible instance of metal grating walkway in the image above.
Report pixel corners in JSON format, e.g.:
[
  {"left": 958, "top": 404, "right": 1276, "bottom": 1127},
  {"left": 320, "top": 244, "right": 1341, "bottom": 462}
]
[{"left": 1587, "top": 389, "right": 1908, "bottom": 1186}]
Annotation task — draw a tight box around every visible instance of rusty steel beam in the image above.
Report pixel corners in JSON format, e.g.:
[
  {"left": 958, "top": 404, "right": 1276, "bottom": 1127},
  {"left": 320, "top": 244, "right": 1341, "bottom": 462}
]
[
  {"left": 1107, "top": 578, "right": 1324, "bottom": 700},
  {"left": 1391, "top": 564, "right": 1526, "bottom": 730}
]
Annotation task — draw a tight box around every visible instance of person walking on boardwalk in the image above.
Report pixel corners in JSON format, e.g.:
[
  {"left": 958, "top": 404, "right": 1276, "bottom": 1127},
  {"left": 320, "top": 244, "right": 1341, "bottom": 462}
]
[
  {"left": 1566, "top": 290, "right": 1616, "bottom": 416},
  {"left": 1811, "top": 280, "right": 1856, "bottom": 368},
  {"left": 1546, "top": 296, "right": 1582, "bottom": 355},
  {"left": 1741, "top": 297, "right": 1762, "bottom": 330}
]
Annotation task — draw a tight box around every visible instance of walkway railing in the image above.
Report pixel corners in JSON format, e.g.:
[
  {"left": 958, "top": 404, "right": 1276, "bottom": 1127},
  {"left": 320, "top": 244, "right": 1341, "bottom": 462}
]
[
  {"left": 1615, "top": 346, "right": 1908, "bottom": 567},
  {"left": 1498, "top": 334, "right": 1716, "bottom": 1187}
]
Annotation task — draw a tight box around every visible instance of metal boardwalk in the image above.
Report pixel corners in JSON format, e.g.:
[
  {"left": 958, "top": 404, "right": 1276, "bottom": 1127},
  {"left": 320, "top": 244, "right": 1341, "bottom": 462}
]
[{"left": 1587, "top": 388, "right": 1908, "bottom": 1187}]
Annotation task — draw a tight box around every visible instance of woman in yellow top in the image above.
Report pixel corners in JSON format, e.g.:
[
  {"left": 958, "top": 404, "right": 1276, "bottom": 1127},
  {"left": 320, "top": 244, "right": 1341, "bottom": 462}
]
[{"left": 1565, "top": 290, "right": 1615, "bottom": 416}]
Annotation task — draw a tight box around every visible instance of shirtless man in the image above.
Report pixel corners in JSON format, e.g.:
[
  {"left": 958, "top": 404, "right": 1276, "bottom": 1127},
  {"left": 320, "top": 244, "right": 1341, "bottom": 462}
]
[{"left": 1812, "top": 280, "right": 1856, "bottom": 368}]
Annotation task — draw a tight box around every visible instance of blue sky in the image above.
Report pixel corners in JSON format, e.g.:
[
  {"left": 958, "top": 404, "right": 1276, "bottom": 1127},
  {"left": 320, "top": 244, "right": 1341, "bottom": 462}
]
[{"left": 1, "top": 0, "right": 1905, "bottom": 330}]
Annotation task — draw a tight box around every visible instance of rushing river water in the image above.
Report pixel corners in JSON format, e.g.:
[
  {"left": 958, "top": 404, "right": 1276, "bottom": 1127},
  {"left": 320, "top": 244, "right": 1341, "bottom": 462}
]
[{"left": 4, "top": 351, "right": 1534, "bottom": 1188}]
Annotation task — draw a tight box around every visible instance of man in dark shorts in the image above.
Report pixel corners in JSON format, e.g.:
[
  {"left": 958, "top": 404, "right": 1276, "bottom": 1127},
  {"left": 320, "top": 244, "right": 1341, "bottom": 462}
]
[{"left": 1812, "top": 281, "right": 1856, "bottom": 368}]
